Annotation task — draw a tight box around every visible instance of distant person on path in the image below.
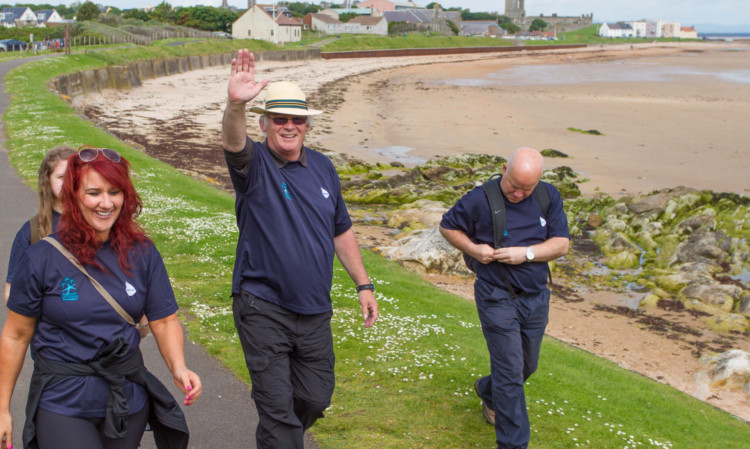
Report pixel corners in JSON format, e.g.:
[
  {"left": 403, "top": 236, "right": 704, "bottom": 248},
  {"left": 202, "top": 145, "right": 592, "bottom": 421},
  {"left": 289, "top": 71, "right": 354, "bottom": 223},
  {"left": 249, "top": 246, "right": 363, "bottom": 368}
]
[
  {"left": 0, "top": 147, "right": 202, "bottom": 449},
  {"left": 440, "top": 147, "right": 570, "bottom": 449},
  {"left": 5, "top": 145, "right": 76, "bottom": 304},
  {"left": 221, "top": 49, "right": 378, "bottom": 449}
]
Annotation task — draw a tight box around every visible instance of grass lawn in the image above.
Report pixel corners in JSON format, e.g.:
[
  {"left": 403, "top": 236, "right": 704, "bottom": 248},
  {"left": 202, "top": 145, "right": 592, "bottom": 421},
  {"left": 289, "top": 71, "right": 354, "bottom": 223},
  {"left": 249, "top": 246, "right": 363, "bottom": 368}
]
[{"left": 3, "top": 40, "right": 747, "bottom": 448}]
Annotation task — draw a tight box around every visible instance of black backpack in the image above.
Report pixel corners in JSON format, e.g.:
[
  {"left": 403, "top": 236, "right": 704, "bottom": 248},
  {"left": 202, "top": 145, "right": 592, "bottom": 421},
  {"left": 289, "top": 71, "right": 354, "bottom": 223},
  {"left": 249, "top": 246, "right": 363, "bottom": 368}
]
[{"left": 463, "top": 174, "right": 552, "bottom": 297}]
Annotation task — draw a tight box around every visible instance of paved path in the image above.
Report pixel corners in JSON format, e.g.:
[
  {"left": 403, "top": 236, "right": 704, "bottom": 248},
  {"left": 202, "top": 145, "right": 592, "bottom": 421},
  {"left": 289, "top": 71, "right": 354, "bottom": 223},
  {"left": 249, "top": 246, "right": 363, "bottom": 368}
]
[{"left": 0, "top": 56, "right": 317, "bottom": 448}]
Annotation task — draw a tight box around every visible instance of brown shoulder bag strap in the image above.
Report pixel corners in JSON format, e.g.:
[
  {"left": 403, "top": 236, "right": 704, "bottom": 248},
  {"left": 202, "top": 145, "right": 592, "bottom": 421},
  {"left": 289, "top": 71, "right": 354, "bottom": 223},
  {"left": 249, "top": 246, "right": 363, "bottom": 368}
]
[
  {"left": 30, "top": 213, "right": 40, "bottom": 245},
  {"left": 42, "top": 236, "right": 137, "bottom": 326}
]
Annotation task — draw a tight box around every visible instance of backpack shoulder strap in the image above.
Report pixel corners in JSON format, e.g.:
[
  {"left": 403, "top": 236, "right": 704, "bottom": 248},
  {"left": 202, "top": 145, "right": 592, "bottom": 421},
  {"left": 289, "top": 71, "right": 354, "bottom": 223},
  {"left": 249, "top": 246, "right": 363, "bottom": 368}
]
[
  {"left": 533, "top": 182, "right": 551, "bottom": 217},
  {"left": 482, "top": 174, "right": 505, "bottom": 249},
  {"left": 532, "top": 182, "right": 554, "bottom": 285},
  {"left": 29, "top": 213, "right": 40, "bottom": 246}
]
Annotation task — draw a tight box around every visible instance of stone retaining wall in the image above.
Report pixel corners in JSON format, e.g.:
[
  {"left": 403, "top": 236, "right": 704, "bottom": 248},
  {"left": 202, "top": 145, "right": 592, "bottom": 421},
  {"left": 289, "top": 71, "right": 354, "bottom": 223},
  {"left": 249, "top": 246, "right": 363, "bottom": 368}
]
[{"left": 50, "top": 48, "right": 322, "bottom": 100}]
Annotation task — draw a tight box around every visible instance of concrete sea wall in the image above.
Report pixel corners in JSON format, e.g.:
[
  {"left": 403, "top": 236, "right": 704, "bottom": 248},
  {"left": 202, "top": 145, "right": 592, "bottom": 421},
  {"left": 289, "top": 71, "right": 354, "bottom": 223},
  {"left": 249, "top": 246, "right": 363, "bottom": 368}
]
[{"left": 50, "top": 48, "right": 322, "bottom": 100}]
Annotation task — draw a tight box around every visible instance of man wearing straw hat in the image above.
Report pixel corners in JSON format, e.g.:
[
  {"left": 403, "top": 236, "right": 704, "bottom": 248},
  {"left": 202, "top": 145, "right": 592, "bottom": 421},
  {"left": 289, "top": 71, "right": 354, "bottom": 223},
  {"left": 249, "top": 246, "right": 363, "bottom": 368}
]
[{"left": 221, "top": 49, "right": 379, "bottom": 449}]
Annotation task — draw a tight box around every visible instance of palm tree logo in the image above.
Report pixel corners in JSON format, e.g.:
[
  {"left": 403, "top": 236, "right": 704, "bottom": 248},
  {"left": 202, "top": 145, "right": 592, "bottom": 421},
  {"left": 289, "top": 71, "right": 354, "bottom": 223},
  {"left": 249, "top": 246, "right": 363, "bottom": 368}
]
[{"left": 61, "top": 277, "right": 79, "bottom": 301}]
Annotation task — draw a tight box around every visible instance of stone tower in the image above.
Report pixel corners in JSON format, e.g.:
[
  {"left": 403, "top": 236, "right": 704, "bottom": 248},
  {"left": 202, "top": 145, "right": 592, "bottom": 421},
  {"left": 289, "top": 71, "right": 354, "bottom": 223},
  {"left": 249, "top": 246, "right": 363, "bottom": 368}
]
[
  {"left": 248, "top": 0, "right": 256, "bottom": 9},
  {"left": 505, "top": 0, "right": 526, "bottom": 22}
]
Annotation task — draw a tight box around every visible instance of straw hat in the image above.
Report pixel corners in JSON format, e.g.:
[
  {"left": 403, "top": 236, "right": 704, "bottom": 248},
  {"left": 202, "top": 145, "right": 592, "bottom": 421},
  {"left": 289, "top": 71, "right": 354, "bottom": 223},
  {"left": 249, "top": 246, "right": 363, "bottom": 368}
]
[{"left": 249, "top": 81, "right": 322, "bottom": 116}]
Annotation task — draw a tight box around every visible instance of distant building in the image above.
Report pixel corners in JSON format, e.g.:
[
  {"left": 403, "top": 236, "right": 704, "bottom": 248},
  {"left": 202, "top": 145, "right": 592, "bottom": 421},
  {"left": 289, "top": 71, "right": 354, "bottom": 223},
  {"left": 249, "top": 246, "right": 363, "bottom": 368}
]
[
  {"left": 306, "top": 12, "right": 346, "bottom": 34},
  {"left": 35, "top": 9, "right": 66, "bottom": 26},
  {"left": 680, "top": 26, "right": 698, "bottom": 39},
  {"left": 305, "top": 12, "right": 387, "bottom": 36},
  {"left": 505, "top": 1, "right": 593, "bottom": 33},
  {"left": 0, "top": 7, "right": 38, "bottom": 28},
  {"left": 662, "top": 22, "right": 681, "bottom": 38},
  {"left": 383, "top": 8, "right": 461, "bottom": 34},
  {"left": 325, "top": 8, "right": 374, "bottom": 17},
  {"left": 232, "top": 4, "right": 302, "bottom": 43},
  {"left": 349, "top": 15, "right": 388, "bottom": 35},
  {"left": 599, "top": 22, "right": 634, "bottom": 38},
  {"left": 461, "top": 20, "right": 505, "bottom": 37},
  {"left": 359, "top": 1, "right": 420, "bottom": 13}
]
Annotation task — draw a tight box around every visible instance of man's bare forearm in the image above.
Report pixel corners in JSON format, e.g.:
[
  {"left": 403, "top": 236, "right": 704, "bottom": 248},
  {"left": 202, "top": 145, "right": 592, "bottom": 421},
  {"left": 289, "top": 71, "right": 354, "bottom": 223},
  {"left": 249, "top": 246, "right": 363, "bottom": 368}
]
[{"left": 222, "top": 101, "right": 248, "bottom": 152}]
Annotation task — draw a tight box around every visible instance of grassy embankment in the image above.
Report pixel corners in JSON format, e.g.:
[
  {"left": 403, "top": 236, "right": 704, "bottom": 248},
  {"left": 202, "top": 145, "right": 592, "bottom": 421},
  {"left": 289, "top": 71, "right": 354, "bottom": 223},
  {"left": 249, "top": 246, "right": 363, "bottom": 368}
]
[{"left": 3, "top": 40, "right": 747, "bottom": 448}]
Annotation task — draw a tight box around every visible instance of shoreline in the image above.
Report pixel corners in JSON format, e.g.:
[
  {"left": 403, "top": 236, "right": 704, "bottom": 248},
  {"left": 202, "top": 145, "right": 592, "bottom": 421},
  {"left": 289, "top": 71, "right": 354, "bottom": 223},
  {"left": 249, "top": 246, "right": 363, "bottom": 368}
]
[{"left": 74, "top": 41, "right": 750, "bottom": 421}]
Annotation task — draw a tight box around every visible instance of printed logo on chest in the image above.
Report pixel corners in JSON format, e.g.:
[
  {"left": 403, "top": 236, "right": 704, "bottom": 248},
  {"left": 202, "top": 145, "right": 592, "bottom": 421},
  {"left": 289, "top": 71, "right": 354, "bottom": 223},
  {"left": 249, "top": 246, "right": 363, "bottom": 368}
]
[{"left": 61, "top": 277, "right": 79, "bottom": 301}]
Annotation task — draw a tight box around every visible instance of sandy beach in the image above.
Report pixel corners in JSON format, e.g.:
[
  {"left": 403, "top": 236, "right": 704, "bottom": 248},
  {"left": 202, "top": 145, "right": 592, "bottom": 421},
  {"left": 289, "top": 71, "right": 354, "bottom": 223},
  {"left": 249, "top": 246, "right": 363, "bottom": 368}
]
[{"left": 76, "top": 41, "right": 750, "bottom": 421}]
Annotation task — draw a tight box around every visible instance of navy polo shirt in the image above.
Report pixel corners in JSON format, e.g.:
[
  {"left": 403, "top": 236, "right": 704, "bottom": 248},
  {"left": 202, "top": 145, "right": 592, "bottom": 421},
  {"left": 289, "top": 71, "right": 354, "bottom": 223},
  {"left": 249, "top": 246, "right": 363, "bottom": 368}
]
[
  {"left": 441, "top": 176, "right": 569, "bottom": 293},
  {"left": 6, "top": 211, "right": 61, "bottom": 283},
  {"left": 225, "top": 137, "right": 352, "bottom": 315},
  {"left": 8, "top": 235, "right": 178, "bottom": 418}
]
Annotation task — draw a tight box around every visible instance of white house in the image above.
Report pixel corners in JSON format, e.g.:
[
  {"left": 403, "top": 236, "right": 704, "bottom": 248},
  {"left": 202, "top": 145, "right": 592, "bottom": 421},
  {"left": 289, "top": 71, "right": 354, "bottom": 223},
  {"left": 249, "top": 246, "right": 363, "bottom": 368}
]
[
  {"left": 232, "top": 4, "right": 302, "bottom": 44},
  {"left": 307, "top": 13, "right": 346, "bottom": 35},
  {"left": 35, "top": 9, "right": 65, "bottom": 26},
  {"left": 626, "top": 21, "right": 647, "bottom": 38},
  {"left": 349, "top": 15, "right": 388, "bottom": 35},
  {"left": 599, "top": 22, "right": 633, "bottom": 38}
]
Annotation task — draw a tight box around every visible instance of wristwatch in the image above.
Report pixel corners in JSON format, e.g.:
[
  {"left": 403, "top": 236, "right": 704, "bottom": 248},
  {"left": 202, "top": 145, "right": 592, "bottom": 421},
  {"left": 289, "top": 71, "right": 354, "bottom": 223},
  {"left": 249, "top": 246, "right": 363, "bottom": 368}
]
[
  {"left": 356, "top": 283, "right": 375, "bottom": 293},
  {"left": 525, "top": 247, "right": 535, "bottom": 262}
]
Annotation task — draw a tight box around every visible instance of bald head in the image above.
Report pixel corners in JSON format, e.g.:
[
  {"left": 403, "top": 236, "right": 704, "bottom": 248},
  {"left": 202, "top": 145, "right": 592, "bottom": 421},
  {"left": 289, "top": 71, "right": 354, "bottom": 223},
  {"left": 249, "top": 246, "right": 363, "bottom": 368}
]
[{"left": 501, "top": 147, "right": 544, "bottom": 203}]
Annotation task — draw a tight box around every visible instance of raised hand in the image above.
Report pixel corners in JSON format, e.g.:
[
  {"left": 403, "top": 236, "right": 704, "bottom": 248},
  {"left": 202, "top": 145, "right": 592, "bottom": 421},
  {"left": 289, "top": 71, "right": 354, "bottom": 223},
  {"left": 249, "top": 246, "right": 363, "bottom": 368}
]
[{"left": 228, "top": 48, "right": 270, "bottom": 104}]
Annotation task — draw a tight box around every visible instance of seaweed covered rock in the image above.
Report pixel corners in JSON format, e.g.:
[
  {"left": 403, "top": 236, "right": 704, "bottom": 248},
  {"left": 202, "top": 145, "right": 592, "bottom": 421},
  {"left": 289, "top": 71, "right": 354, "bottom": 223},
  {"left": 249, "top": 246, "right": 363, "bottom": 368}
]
[
  {"left": 672, "top": 230, "right": 732, "bottom": 267},
  {"left": 386, "top": 200, "right": 448, "bottom": 231}
]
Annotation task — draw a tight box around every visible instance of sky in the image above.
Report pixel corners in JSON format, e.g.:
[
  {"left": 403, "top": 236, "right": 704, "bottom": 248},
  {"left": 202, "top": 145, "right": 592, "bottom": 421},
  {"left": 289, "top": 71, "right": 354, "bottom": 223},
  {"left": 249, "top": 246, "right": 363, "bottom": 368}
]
[{"left": 15, "top": 1, "right": 750, "bottom": 28}]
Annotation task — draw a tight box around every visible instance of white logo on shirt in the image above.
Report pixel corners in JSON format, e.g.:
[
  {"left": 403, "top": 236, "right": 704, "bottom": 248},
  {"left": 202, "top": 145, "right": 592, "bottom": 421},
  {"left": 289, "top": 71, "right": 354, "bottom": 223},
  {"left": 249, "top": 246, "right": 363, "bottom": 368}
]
[
  {"left": 321, "top": 187, "right": 330, "bottom": 199},
  {"left": 125, "top": 281, "right": 136, "bottom": 296},
  {"left": 540, "top": 216, "right": 547, "bottom": 227}
]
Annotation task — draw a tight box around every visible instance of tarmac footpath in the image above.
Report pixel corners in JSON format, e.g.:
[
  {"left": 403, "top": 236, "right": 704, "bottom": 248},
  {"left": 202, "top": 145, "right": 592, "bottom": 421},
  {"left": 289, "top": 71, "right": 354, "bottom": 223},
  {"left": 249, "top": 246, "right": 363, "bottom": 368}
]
[{"left": 0, "top": 56, "right": 317, "bottom": 449}]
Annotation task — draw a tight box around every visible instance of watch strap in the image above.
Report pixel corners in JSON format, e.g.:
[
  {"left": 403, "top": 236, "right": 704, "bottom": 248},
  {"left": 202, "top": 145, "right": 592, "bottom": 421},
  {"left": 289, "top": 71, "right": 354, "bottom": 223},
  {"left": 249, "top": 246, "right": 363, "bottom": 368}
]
[{"left": 356, "top": 283, "right": 375, "bottom": 293}]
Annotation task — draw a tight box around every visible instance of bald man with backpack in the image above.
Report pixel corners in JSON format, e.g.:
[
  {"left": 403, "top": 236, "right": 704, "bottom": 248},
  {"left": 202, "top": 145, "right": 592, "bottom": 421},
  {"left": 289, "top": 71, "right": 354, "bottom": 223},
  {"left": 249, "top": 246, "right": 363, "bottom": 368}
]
[{"left": 440, "top": 147, "right": 570, "bottom": 449}]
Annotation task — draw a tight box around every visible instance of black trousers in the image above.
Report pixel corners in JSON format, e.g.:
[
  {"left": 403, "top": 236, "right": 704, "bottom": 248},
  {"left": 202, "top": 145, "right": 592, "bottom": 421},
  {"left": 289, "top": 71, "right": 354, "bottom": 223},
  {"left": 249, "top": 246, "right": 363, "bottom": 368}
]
[
  {"left": 35, "top": 403, "right": 149, "bottom": 449},
  {"left": 233, "top": 290, "right": 335, "bottom": 449}
]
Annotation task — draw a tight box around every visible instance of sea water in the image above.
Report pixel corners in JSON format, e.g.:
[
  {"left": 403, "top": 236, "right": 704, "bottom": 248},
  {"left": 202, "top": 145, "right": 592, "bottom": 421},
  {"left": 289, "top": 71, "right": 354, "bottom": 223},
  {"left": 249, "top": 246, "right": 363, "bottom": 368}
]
[{"left": 436, "top": 59, "right": 750, "bottom": 87}]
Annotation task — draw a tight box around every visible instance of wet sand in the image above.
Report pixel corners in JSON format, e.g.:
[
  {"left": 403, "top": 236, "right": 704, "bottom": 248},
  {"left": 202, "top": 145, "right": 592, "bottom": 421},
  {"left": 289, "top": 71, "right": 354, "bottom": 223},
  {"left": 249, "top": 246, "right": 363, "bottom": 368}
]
[{"left": 318, "top": 43, "right": 750, "bottom": 197}]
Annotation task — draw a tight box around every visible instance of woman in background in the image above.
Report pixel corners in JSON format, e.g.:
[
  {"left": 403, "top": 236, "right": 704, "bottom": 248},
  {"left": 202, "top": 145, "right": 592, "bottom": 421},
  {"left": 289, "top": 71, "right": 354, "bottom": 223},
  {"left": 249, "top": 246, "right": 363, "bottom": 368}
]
[{"left": 4, "top": 145, "right": 76, "bottom": 304}]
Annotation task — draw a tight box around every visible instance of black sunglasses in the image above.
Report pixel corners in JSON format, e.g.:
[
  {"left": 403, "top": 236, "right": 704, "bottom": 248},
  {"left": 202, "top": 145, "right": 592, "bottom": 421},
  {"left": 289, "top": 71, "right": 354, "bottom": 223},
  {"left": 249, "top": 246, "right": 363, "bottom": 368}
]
[
  {"left": 78, "top": 148, "right": 121, "bottom": 163},
  {"left": 270, "top": 116, "right": 307, "bottom": 126}
]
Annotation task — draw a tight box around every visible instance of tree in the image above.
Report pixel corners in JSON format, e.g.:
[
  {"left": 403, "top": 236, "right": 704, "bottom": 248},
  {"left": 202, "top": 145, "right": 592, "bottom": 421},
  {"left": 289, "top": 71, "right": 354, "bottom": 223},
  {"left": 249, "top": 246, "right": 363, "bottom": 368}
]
[
  {"left": 76, "top": 1, "right": 100, "bottom": 22},
  {"left": 462, "top": 11, "right": 496, "bottom": 21},
  {"left": 529, "top": 18, "right": 547, "bottom": 32},
  {"left": 338, "top": 12, "right": 358, "bottom": 23},
  {"left": 497, "top": 15, "right": 520, "bottom": 34},
  {"left": 122, "top": 9, "right": 150, "bottom": 21},
  {"left": 151, "top": 1, "right": 176, "bottom": 24},
  {"left": 445, "top": 19, "right": 459, "bottom": 36}
]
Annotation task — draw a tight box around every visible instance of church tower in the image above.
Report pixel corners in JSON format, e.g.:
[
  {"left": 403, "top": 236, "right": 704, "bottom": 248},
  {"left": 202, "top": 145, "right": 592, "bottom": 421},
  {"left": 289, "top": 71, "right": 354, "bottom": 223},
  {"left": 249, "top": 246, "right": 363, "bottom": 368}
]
[{"left": 505, "top": 0, "right": 525, "bottom": 22}]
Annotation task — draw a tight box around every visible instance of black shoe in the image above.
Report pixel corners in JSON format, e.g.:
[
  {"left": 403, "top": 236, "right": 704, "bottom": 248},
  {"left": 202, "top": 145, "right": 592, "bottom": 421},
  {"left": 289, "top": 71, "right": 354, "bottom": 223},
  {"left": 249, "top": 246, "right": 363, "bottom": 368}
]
[{"left": 474, "top": 378, "right": 495, "bottom": 425}]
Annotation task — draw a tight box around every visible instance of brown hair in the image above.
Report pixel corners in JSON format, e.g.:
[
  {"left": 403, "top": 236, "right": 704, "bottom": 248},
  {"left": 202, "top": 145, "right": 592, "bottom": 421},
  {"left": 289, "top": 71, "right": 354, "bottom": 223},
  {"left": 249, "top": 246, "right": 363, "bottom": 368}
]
[{"left": 37, "top": 146, "right": 77, "bottom": 237}]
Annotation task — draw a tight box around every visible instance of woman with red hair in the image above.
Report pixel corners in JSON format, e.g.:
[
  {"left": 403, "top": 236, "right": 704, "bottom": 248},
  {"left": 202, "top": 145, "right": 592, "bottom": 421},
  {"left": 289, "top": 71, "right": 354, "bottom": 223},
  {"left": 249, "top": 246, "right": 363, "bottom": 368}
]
[{"left": 0, "top": 148, "right": 201, "bottom": 449}]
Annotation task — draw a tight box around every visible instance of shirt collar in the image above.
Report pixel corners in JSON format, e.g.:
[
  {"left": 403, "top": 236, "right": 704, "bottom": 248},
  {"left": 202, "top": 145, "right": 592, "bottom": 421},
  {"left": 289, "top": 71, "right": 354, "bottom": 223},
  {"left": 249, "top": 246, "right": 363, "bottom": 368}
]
[{"left": 264, "top": 141, "right": 308, "bottom": 168}]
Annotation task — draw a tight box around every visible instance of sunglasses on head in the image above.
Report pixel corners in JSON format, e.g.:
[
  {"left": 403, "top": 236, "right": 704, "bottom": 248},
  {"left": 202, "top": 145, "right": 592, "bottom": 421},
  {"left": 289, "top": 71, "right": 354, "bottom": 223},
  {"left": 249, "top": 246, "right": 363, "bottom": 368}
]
[
  {"left": 269, "top": 116, "right": 307, "bottom": 126},
  {"left": 77, "top": 148, "right": 121, "bottom": 163}
]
